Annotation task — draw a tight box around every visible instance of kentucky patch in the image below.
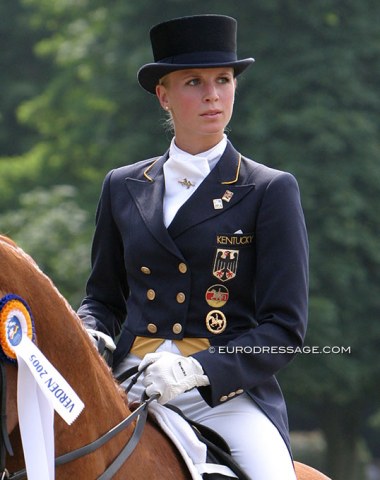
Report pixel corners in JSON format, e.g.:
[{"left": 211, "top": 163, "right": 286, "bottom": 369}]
[{"left": 213, "top": 249, "right": 239, "bottom": 282}]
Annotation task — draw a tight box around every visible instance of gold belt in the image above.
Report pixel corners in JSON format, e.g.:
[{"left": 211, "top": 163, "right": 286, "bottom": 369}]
[{"left": 130, "top": 336, "right": 210, "bottom": 358}]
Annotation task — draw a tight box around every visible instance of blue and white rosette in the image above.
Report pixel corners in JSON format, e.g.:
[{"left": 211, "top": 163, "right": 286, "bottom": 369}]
[
  {"left": 0, "top": 294, "right": 84, "bottom": 480},
  {"left": 0, "top": 294, "right": 35, "bottom": 362}
]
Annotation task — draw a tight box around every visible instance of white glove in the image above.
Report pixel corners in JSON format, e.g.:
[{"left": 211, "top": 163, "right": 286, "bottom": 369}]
[
  {"left": 139, "top": 351, "right": 210, "bottom": 404},
  {"left": 86, "top": 328, "right": 116, "bottom": 365},
  {"left": 86, "top": 329, "right": 116, "bottom": 351}
]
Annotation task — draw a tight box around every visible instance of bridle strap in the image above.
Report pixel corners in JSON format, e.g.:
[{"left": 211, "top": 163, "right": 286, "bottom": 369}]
[
  {"left": 57, "top": 394, "right": 157, "bottom": 468},
  {"left": 97, "top": 366, "right": 150, "bottom": 479},
  {"left": 97, "top": 395, "right": 150, "bottom": 480},
  {"left": 115, "top": 365, "right": 140, "bottom": 392}
]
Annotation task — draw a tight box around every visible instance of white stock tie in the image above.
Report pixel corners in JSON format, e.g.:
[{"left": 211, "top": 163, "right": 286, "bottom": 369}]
[{"left": 163, "top": 153, "right": 210, "bottom": 227}]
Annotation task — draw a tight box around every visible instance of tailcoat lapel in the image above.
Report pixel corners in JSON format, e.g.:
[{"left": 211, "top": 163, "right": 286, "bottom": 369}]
[{"left": 124, "top": 152, "right": 184, "bottom": 258}]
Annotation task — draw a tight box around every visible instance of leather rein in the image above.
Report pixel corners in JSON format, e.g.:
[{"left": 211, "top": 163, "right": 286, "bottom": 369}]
[{"left": 0, "top": 364, "right": 154, "bottom": 480}]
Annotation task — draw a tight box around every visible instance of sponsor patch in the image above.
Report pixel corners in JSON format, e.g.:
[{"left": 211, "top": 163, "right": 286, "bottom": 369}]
[{"left": 216, "top": 234, "right": 254, "bottom": 246}]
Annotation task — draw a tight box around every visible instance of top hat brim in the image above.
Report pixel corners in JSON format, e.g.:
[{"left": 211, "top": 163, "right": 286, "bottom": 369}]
[{"left": 138, "top": 58, "right": 254, "bottom": 94}]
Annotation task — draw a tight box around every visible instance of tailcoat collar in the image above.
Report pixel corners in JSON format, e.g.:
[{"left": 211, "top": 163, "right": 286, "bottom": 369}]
[{"left": 143, "top": 140, "right": 241, "bottom": 185}]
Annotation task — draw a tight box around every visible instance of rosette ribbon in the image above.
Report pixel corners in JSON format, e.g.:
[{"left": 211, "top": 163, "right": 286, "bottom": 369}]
[{"left": 0, "top": 294, "right": 84, "bottom": 480}]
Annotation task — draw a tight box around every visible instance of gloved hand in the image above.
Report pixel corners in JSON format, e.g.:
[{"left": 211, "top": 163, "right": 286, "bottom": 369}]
[
  {"left": 139, "top": 351, "right": 210, "bottom": 404},
  {"left": 86, "top": 328, "right": 116, "bottom": 366}
]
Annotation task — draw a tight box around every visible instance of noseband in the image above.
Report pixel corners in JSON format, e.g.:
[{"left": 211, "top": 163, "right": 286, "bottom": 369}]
[{"left": 0, "top": 365, "right": 155, "bottom": 480}]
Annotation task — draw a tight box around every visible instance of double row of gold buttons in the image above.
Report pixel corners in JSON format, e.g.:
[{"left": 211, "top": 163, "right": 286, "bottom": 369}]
[
  {"left": 141, "top": 263, "right": 187, "bottom": 275},
  {"left": 142, "top": 263, "right": 187, "bottom": 335}
]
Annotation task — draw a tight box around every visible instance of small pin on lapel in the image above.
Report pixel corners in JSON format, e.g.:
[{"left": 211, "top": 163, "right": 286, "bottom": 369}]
[
  {"left": 178, "top": 178, "right": 195, "bottom": 189},
  {"left": 213, "top": 199, "right": 223, "bottom": 210},
  {"left": 222, "top": 190, "right": 234, "bottom": 202}
]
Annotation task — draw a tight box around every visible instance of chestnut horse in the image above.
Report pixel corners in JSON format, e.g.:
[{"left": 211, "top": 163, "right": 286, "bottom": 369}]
[{"left": 0, "top": 235, "right": 330, "bottom": 479}]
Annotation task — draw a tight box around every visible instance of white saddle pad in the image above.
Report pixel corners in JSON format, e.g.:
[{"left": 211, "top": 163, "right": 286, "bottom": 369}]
[{"left": 148, "top": 401, "right": 238, "bottom": 479}]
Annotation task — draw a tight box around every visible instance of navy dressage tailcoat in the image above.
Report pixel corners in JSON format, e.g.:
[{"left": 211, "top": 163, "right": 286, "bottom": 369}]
[{"left": 78, "top": 140, "right": 309, "bottom": 450}]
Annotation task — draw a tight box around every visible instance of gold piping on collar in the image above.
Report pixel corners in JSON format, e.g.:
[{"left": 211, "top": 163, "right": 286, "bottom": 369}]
[
  {"left": 143, "top": 157, "right": 160, "bottom": 182},
  {"left": 221, "top": 154, "right": 241, "bottom": 185}
]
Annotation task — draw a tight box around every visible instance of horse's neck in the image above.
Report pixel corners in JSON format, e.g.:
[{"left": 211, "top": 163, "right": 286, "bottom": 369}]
[{"left": 43, "top": 306, "right": 131, "bottom": 453}]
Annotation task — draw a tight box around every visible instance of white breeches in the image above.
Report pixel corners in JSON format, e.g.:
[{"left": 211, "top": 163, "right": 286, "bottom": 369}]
[{"left": 115, "top": 341, "right": 296, "bottom": 480}]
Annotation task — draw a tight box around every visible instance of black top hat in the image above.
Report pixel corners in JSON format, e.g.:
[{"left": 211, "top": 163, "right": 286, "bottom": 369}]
[{"left": 137, "top": 14, "right": 255, "bottom": 94}]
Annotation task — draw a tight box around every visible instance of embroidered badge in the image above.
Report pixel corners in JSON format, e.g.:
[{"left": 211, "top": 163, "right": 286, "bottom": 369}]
[
  {"left": 205, "top": 285, "right": 229, "bottom": 308},
  {"left": 205, "top": 310, "right": 227, "bottom": 334},
  {"left": 213, "top": 249, "right": 239, "bottom": 282},
  {"left": 0, "top": 294, "right": 35, "bottom": 362}
]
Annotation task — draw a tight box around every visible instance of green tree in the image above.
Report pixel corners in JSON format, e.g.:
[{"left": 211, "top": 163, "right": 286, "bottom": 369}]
[
  {"left": 0, "top": 185, "right": 90, "bottom": 307},
  {"left": 0, "top": 0, "right": 52, "bottom": 156},
  {"left": 246, "top": 2, "right": 380, "bottom": 479}
]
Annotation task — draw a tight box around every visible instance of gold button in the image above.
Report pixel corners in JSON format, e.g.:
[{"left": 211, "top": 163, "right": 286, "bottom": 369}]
[
  {"left": 178, "top": 263, "right": 188, "bottom": 274},
  {"left": 147, "top": 289, "right": 156, "bottom": 300},
  {"left": 176, "top": 292, "right": 186, "bottom": 303},
  {"left": 228, "top": 392, "right": 236, "bottom": 398},
  {"left": 172, "top": 323, "right": 182, "bottom": 334},
  {"left": 219, "top": 395, "right": 228, "bottom": 402},
  {"left": 141, "top": 266, "right": 151, "bottom": 275},
  {"left": 147, "top": 323, "right": 157, "bottom": 334},
  {"left": 235, "top": 389, "right": 244, "bottom": 395}
]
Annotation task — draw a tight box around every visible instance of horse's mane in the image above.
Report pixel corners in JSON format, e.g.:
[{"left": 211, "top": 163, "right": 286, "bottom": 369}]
[
  {"left": 0, "top": 235, "right": 17, "bottom": 247},
  {"left": 0, "top": 234, "right": 74, "bottom": 316}
]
